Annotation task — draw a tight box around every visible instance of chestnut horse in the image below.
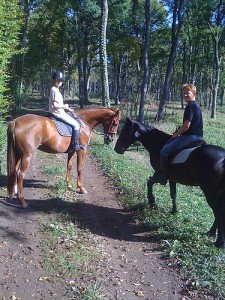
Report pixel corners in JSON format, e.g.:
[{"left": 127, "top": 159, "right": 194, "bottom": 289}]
[
  {"left": 7, "top": 107, "right": 121, "bottom": 208},
  {"left": 114, "top": 118, "right": 225, "bottom": 248}
]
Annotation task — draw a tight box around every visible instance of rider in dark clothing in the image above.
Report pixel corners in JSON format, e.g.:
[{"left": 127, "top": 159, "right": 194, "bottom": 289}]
[{"left": 156, "top": 83, "right": 203, "bottom": 185}]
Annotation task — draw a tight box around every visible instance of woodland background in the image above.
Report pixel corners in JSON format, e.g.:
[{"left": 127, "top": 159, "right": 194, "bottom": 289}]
[{"left": 0, "top": 0, "right": 224, "bottom": 122}]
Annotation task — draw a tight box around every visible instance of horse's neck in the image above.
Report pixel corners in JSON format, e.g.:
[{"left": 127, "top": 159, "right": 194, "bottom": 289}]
[
  {"left": 140, "top": 128, "right": 171, "bottom": 151},
  {"left": 77, "top": 109, "right": 111, "bottom": 128}
]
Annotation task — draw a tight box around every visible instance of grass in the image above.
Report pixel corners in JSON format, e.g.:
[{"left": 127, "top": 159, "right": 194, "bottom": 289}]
[{"left": 88, "top": 106, "right": 225, "bottom": 299}]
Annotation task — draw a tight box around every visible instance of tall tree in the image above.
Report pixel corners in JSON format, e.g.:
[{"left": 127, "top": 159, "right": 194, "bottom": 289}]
[
  {"left": 139, "top": 0, "right": 150, "bottom": 122},
  {"left": 100, "top": 0, "right": 110, "bottom": 106},
  {"left": 156, "top": 0, "right": 185, "bottom": 122},
  {"left": 209, "top": 0, "right": 225, "bottom": 118},
  {"left": 0, "top": 0, "right": 22, "bottom": 118}
]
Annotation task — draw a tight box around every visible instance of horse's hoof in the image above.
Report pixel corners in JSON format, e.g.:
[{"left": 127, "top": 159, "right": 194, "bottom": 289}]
[
  {"left": 148, "top": 202, "right": 157, "bottom": 209},
  {"left": 21, "top": 202, "right": 29, "bottom": 209},
  {"left": 207, "top": 230, "right": 217, "bottom": 238},
  {"left": 214, "top": 240, "right": 225, "bottom": 248},
  {"left": 79, "top": 188, "right": 88, "bottom": 194},
  {"left": 67, "top": 185, "right": 76, "bottom": 192}
]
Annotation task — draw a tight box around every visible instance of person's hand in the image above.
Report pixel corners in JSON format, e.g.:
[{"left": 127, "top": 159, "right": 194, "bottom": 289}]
[
  {"left": 68, "top": 107, "right": 74, "bottom": 112},
  {"left": 172, "top": 132, "right": 179, "bottom": 138},
  {"left": 64, "top": 104, "right": 74, "bottom": 112}
]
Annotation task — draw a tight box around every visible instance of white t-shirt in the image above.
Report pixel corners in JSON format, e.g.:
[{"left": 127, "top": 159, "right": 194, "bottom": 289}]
[{"left": 49, "top": 86, "right": 65, "bottom": 115}]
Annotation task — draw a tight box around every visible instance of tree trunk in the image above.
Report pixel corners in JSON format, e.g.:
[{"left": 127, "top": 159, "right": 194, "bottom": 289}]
[
  {"left": 75, "top": 11, "right": 85, "bottom": 108},
  {"left": 100, "top": 0, "right": 110, "bottom": 107},
  {"left": 138, "top": 0, "right": 150, "bottom": 122},
  {"left": 16, "top": 0, "right": 30, "bottom": 113},
  {"left": 115, "top": 57, "right": 122, "bottom": 105},
  {"left": 209, "top": 0, "right": 223, "bottom": 119},
  {"left": 156, "top": 0, "right": 185, "bottom": 122}
]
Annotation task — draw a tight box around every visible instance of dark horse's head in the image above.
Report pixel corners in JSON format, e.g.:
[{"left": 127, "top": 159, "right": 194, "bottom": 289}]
[
  {"left": 114, "top": 117, "right": 145, "bottom": 154},
  {"left": 114, "top": 117, "right": 170, "bottom": 154}
]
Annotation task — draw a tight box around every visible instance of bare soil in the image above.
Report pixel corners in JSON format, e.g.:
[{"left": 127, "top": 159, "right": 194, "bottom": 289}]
[{"left": 0, "top": 150, "right": 193, "bottom": 300}]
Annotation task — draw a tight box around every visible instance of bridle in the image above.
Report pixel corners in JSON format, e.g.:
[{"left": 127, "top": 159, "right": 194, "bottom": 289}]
[
  {"left": 121, "top": 120, "right": 171, "bottom": 151},
  {"left": 78, "top": 111, "right": 120, "bottom": 140},
  {"left": 103, "top": 114, "right": 120, "bottom": 139}
]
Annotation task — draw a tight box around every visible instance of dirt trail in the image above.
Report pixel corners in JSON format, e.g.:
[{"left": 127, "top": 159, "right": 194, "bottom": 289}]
[{"left": 0, "top": 150, "right": 190, "bottom": 300}]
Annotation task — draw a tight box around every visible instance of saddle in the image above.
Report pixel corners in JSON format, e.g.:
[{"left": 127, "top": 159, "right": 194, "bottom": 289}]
[
  {"left": 170, "top": 140, "right": 205, "bottom": 164},
  {"left": 47, "top": 112, "right": 80, "bottom": 137}
]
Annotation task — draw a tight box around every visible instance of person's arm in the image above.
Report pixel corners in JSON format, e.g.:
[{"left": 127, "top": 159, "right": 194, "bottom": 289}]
[
  {"left": 172, "top": 119, "right": 191, "bottom": 138},
  {"left": 52, "top": 101, "right": 74, "bottom": 112}
]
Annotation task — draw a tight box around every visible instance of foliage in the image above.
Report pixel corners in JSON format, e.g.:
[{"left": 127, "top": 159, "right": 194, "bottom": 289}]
[
  {"left": 0, "top": 123, "right": 7, "bottom": 152},
  {"left": 0, "top": 0, "right": 23, "bottom": 119},
  {"left": 88, "top": 105, "right": 225, "bottom": 298}
]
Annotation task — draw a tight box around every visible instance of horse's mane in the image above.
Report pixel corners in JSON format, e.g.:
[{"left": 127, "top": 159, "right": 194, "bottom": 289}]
[
  {"left": 136, "top": 120, "right": 170, "bottom": 137},
  {"left": 134, "top": 120, "right": 171, "bottom": 146}
]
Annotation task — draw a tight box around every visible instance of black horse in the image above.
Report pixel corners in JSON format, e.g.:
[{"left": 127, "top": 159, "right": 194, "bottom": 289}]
[{"left": 114, "top": 117, "right": 225, "bottom": 248}]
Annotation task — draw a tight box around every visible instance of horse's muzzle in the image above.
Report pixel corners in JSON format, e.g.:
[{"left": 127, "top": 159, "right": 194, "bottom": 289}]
[
  {"left": 114, "top": 145, "right": 125, "bottom": 154},
  {"left": 104, "top": 134, "right": 113, "bottom": 144}
]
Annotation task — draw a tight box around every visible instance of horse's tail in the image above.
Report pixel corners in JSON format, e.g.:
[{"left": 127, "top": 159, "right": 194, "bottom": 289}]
[{"left": 7, "top": 121, "right": 17, "bottom": 199}]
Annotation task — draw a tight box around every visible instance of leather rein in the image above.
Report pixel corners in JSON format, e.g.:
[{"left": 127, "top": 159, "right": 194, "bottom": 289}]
[{"left": 78, "top": 112, "right": 120, "bottom": 139}]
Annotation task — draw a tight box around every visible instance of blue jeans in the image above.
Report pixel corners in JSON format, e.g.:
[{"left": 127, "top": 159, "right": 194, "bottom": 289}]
[{"left": 160, "top": 135, "right": 202, "bottom": 158}]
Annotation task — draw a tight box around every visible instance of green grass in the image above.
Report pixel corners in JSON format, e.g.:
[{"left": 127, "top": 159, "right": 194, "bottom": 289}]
[{"left": 88, "top": 106, "right": 225, "bottom": 299}]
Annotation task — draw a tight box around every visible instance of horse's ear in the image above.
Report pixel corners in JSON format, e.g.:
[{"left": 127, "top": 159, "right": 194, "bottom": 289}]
[{"left": 126, "top": 117, "right": 133, "bottom": 123}]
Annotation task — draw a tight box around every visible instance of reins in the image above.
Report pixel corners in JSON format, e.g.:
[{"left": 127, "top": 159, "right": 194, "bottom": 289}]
[{"left": 77, "top": 109, "right": 119, "bottom": 138}]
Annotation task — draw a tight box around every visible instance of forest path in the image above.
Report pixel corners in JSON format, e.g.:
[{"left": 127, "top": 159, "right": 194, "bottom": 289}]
[{"left": 0, "top": 147, "right": 192, "bottom": 299}]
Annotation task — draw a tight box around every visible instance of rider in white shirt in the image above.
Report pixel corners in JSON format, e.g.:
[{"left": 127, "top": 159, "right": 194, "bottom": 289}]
[{"left": 49, "top": 71, "right": 83, "bottom": 151}]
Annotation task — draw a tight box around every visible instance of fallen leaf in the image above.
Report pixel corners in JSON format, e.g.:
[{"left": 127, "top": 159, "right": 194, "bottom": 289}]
[{"left": 135, "top": 290, "right": 145, "bottom": 297}]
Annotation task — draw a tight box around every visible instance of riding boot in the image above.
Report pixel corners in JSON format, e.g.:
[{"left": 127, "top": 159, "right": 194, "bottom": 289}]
[{"left": 71, "top": 130, "right": 84, "bottom": 151}]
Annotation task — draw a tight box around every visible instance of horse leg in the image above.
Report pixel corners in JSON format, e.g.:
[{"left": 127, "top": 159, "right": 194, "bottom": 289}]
[
  {"left": 147, "top": 177, "right": 156, "bottom": 207},
  {"left": 204, "top": 189, "right": 225, "bottom": 247},
  {"left": 169, "top": 180, "right": 177, "bottom": 214},
  {"left": 76, "top": 150, "right": 87, "bottom": 194},
  {"left": 16, "top": 154, "right": 32, "bottom": 208},
  {"left": 66, "top": 151, "right": 76, "bottom": 189},
  {"left": 207, "top": 219, "right": 217, "bottom": 238},
  {"left": 213, "top": 207, "right": 225, "bottom": 248}
]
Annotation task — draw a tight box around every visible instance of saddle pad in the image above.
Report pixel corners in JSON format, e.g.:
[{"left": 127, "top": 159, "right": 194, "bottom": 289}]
[
  {"left": 51, "top": 119, "right": 72, "bottom": 137},
  {"left": 172, "top": 146, "right": 200, "bottom": 164}
]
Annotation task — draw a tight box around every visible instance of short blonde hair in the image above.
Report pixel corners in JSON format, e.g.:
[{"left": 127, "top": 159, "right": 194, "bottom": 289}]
[{"left": 182, "top": 83, "right": 197, "bottom": 95}]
